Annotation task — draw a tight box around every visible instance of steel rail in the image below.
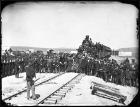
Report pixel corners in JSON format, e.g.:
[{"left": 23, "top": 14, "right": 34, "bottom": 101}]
[
  {"left": 36, "top": 73, "right": 82, "bottom": 106},
  {"left": 3, "top": 72, "right": 65, "bottom": 101}
]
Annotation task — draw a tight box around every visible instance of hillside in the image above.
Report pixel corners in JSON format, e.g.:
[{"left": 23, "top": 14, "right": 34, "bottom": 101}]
[{"left": 10, "top": 46, "right": 76, "bottom": 53}]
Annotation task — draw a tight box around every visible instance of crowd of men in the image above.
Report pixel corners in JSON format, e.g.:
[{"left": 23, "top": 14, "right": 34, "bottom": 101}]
[
  {"left": 1, "top": 35, "right": 138, "bottom": 88},
  {"left": 78, "top": 56, "right": 138, "bottom": 87},
  {"left": 1, "top": 49, "right": 79, "bottom": 78}
]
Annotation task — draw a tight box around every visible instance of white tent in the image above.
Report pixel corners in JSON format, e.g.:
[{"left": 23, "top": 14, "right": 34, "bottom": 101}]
[
  {"left": 29, "top": 49, "right": 34, "bottom": 53},
  {"left": 118, "top": 52, "right": 132, "bottom": 56},
  {"left": 70, "top": 51, "right": 77, "bottom": 54}
]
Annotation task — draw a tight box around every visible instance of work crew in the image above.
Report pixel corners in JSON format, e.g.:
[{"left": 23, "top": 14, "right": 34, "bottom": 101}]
[{"left": 1, "top": 44, "right": 138, "bottom": 89}]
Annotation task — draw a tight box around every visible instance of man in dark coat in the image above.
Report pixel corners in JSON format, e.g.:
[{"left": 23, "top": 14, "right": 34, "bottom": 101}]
[
  {"left": 94, "top": 60, "right": 100, "bottom": 77},
  {"left": 80, "top": 57, "right": 87, "bottom": 74},
  {"left": 25, "top": 60, "right": 36, "bottom": 100},
  {"left": 130, "top": 59, "right": 138, "bottom": 87},
  {"left": 90, "top": 59, "right": 95, "bottom": 76},
  {"left": 66, "top": 58, "right": 73, "bottom": 72},
  {"left": 15, "top": 59, "right": 20, "bottom": 78},
  {"left": 2, "top": 59, "right": 6, "bottom": 78}
]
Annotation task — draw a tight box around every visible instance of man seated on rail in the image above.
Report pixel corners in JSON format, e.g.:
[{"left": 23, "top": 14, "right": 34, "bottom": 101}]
[{"left": 25, "top": 60, "right": 36, "bottom": 100}]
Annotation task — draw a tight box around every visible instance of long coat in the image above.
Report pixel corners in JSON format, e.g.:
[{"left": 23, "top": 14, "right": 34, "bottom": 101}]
[{"left": 25, "top": 65, "right": 36, "bottom": 82}]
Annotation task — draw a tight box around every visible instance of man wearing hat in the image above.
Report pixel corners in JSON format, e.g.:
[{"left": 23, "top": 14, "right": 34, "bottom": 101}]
[{"left": 25, "top": 60, "right": 36, "bottom": 100}]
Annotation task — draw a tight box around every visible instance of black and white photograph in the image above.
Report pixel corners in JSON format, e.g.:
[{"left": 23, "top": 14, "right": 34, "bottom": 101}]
[{"left": 1, "top": 1, "right": 139, "bottom": 106}]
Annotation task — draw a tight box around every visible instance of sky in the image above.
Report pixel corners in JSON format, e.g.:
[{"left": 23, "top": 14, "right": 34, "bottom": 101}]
[{"left": 2, "top": 2, "right": 138, "bottom": 50}]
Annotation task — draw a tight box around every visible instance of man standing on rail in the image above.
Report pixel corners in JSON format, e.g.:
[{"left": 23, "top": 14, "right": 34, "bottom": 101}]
[{"left": 25, "top": 60, "right": 36, "bottom": 100}]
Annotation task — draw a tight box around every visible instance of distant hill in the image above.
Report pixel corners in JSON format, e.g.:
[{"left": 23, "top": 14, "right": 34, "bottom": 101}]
[{"left": 10, "top": 46, "right": 77, "bottom": 53}]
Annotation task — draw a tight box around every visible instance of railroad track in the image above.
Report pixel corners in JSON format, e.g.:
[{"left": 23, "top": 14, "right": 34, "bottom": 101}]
[
  {"left": 36, "top": 73, "right": 84, "bottom": 106},
  {"left": 3, "top": 72, "right": 65, "bottom": 102}
]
